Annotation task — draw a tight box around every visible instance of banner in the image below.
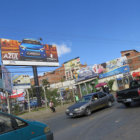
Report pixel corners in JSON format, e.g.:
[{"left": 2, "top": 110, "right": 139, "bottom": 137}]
[
  {"left": 2, "top": 66, "right": 12, "bottom": 93},
  {"left": 0, "top": 38, "right": 59, "bottom": 66},
  {"left": 74, "top": 66, "right": 98, "bottom": 82},
  {"left": 97, "top": 56, "right": 129, "bottom": 78}
]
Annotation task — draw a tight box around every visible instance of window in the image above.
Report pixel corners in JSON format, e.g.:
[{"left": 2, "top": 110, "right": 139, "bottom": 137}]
[
  {"left": 0, "top": 114, "right": 14, "bottom": 134},
  {"left": 98, "top": 92, "right": 106, "bottom": 98},
  {"left": 125, "top": 53, "right": 130, "bottom": 56},
  {"left": 92, "top": 94, "right": 99, "bottom": 100},
  {"left": 22, "top": 39, "right": 41, "bottom": 45},
  {"left": 15, "top": 118, "right": 27, "bottom": 128},
  {"left": 0, "top": 113, "right": 27, "bottom": 134}
]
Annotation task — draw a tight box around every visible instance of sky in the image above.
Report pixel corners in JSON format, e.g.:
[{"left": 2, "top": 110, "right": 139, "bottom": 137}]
[{"left": 0, "top": 0, "right": 140, "bottom": 76}]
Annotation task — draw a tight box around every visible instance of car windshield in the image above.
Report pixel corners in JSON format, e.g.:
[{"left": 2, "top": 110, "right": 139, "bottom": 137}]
[
  {"left": 22, "top": 39, "right": 41, "bottom": 45},
  {"left": 79, "top": 95, "right": 92, "bottom": 102}
]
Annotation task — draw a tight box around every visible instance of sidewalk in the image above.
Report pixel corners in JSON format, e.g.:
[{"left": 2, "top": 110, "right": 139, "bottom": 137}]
[{"left": 18, "top": 103, "right": 73, "bottom": 121}]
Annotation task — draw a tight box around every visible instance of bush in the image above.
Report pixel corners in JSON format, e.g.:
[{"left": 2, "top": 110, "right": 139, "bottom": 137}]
[{"left": 107, "top": 80, "right": 115, "bottom": 91}]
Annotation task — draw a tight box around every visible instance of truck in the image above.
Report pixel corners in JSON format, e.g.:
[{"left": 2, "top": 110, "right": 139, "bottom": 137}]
[{"left": 116, "top": 80, "right": 140, "bottom": 107}]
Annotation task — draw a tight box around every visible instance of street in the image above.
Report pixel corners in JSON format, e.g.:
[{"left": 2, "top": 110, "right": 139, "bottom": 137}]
[{"left": 42, "top": 102, "right": 140, "bottom": 140}]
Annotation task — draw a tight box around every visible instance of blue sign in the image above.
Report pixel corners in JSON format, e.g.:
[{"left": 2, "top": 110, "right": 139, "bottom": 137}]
[{"left": 99, "top": 65, "right": 130, "bottom": 79}]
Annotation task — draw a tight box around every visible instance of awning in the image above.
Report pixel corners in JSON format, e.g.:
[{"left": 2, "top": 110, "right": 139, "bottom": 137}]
[
  {"left": 132, "top": 72, "right": 140, "bottom": 77},
  {"left": 74, "top": 77, "right": 97, "bottom": 85}
]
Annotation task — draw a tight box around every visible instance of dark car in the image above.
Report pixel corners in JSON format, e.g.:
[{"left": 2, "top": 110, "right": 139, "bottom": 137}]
[
  {"left": 65, "top": 92, "right": 115, "bottom": 117},
  {"left": 116, "top": 80, "right": 140, "bottom": 107}
]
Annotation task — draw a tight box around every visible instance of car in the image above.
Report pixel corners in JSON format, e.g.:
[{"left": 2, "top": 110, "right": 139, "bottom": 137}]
[
  {"left": 30, "top": 99, "right": 38, "bottom": 108},
  {"left": 19, "top": 39, "right": 47, "bottom": 60},
  {"left": 0, "top": 112, "right": 53, "bottom": 140},
  {"left": 65, "top": 92, "right": 115, "bottom": 118}
]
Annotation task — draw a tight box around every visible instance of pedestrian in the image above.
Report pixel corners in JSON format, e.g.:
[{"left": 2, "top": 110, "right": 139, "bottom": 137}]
[
  {"left": 24, "top": 100, "right": 28, "bottom": 110},
  {"left": 49, "top": 100, "right": 55, "bottom": 112},
  {"left": 75, "top": 95, "right": 79, "bottom": 102}
]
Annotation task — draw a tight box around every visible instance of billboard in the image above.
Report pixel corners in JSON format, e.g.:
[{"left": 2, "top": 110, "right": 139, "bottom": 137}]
[
  {"left": 74, "top": 56, "right": 130, "bottom": 82},
  {"left": 64, "top": 57, "right": 81, "bottom": 79},
  {"left": 0, "top": 38, "right": 59, "bottom": 66},
  {"left": 12, "top": 75, "right": 31, "bottom": 89},
  {"left": 94, "top": 56, "right": 130, "bottom": 79},
  {"left": 74, "top": 66, "right": 98, "bottom": 82}
]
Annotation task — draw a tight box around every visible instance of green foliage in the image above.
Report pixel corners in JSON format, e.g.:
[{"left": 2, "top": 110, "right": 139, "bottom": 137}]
[
  {"left": 42, "top": 79, "right": 49, "bottom": 86},
  {"left": 28, "top": 86, "right": 44, "bottom": 98},
  {"left": 45, "top": 89, "right": 59, "bottom": 106},
  {"left": 107, "top": 80, "right": 115, "bottom": 91}
]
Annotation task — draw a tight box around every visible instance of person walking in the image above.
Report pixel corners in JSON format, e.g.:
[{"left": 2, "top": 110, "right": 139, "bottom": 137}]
[
  {"left": 75, "top": 95, "right": 79, "bottom": 102},
  {"left": 49, "top": 100, "right": 55, "bottom": 112}
]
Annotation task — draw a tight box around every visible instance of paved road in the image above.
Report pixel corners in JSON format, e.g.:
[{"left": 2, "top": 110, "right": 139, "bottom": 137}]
[{"left": 42, "top": 102, "right": 140, "bottom": 140}]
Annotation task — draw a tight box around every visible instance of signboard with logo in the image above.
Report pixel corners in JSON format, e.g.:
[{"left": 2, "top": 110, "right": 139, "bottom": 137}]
[
  {"left": 0, "top": 38, "right": 59, "bottom": 66},
  {"left": 12, "top": 75, "right": 31, "bottom": 89}
]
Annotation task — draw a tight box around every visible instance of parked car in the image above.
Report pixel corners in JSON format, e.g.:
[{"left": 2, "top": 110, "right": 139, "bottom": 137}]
[
  {"left": 30, "top": 99, "right": 38, "bottom": 108},
  {"left": 116, "top": 80, "right": 140, "bottom": 107},
  {"left": 0, "top": 112, "right": 53, "bottom": 140},
  {"left": 19, "top": 39, "right": 47, "bottom": 60},
  {"left": 65, "top": 92, "right": 115, "bottom": 118}
]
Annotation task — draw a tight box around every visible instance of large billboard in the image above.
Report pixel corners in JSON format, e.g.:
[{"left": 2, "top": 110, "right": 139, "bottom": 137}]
[
  {"left": 74, "top": 56, "right": 130, "bottom": 82},
  {"left": 93, "top": 56, "right": 130, "bottom": 79},
  {"left": 0, "top": 38, "right": 59, "bottom": 66}
]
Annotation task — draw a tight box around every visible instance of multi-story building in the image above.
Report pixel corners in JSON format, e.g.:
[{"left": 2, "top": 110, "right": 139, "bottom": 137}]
[{"left": 121, "top": 50, "right": 140, "bottom": 71}]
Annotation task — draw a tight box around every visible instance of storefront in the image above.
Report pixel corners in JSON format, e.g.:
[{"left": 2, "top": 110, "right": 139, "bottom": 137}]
[
  {"left": 73, "top": 66, "right": 98, "bottom": 97},
  {"left": 75, "top": 78, "right": 98, "bottom": 97}
]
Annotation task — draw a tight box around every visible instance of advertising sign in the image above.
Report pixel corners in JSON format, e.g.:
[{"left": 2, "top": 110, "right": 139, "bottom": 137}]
[
  {"left": 64, "top": 57, "right": 81, "bottom": 79},
  {"left": 12, "top": 75, "right": 31, "bottom": 89},
  {"left": 0, "top": 38, "right": 59, "bottom": 66},
  {"left": 99, "top": 65, "right": 130, "bottom": 78},
  {"left": 96, "top": 56, "right": 130, "bottom": 79},
  {"left": 75, "top": 66, "right": 98, "bottom": 82},
  {"left": 2, "top": 66, "right": 12, "bottom": 93},
  {"left": 64, "top": 57, "right": 80, "bottom": 71}
]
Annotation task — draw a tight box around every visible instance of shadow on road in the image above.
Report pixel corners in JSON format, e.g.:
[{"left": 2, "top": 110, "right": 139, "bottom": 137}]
[{"left": 116, "top": 102, "right": 140, "bottom": 109}]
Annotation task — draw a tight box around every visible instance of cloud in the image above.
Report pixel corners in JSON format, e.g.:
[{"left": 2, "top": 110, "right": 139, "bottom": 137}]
[{"left": 53, "top": 43, "right": 71, "bottom": 57}]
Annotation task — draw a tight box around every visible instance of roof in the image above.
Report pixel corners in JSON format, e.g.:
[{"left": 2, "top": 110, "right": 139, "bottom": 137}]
[
  {"left": 63, "top": 57, "right": 80, "bottom": 64},
  {"left": 121, "top": 49, "right": 139, "bottom": 53}
]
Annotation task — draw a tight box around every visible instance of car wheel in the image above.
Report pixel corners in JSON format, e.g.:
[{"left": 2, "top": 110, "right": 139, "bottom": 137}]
[
  {"left": 124, "top": 102, "right": 131, "bottom": 107},
  {"left": 85, "top": 108, "right": 91, "bottom": 116},
  {"left": 108, "top": 101, "right": 112, "bottom": 107}
]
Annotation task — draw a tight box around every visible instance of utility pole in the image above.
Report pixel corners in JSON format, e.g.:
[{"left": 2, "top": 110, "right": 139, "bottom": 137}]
[
  {"left": 26, "top": 89, "right": 31, "bottom": 112},
  {"left": 43, "top": 86, "right": 48, "bottom": 109},
  {"left": 6, "top": 91, "right": 10, "bottom": 114},
  {"left": 32, "top": 66, "right": 42, "bottom": 107}
]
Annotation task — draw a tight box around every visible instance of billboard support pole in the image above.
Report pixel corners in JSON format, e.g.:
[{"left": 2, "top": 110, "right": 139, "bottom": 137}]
[{"left": 32, "top": 66, "right": 42, "bottom": 107}]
